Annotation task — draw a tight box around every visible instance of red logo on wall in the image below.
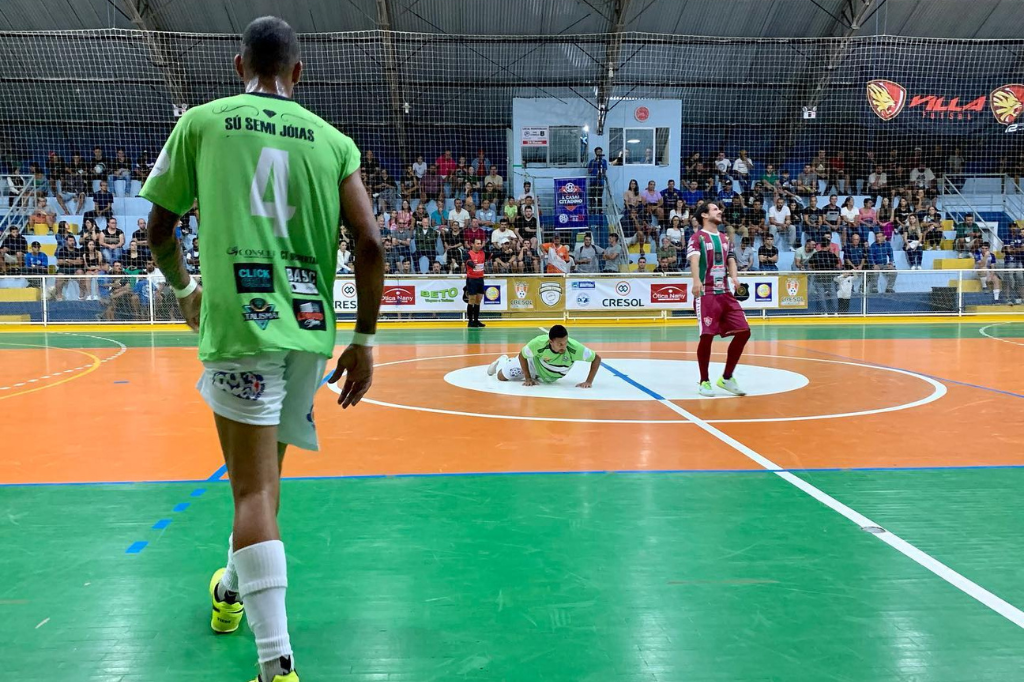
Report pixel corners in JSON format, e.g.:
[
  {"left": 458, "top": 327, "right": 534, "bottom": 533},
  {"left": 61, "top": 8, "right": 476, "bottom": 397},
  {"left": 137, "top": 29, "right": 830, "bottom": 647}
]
[
  {"left": 866, "top": 80, "right": 907, "bottom": 121},
  {"left": 650, "top": 283, "right": 688, "bottom": 303},
  {"left": 634, "top": 106, "right": 650, "bottom": 122},
  {"left": 990, "top": 84, "right": 1024, "bottom": 124},
  {"left": 382, "top": 286, "right": 415, "bottom": 306}
]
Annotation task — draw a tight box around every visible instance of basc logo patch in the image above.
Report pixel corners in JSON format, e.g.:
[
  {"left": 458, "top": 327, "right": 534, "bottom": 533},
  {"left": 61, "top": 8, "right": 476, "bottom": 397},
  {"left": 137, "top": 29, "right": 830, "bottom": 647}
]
[{"left": 867, "top": 80, "right": 907, "bottom": 121}]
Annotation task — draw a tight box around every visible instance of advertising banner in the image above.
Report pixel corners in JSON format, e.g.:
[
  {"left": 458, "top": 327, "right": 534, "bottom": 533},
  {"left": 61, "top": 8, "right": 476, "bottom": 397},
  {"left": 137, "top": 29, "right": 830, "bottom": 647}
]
[
  {"left": 521, "top": 126, "right": 548, "bottom": 146},
  {"left": 566, "top": 277, "right": 689, "bottom": 311},
  {"left": 777, "top": 274, "right": 809, "bottom": 309},
  {"left": 863, "top": 78, "right": 1024, "bottom": 133},
  {"left": 332, "top": 278, "right": 508, "bottom": 313},
  {"left": 734, "top": 275, "right": 779, "bottom": 310},
  {"left": 508, "top": 277, "right": 565, "bottom": 312},
  {"left": 553, "top": 178, "right": 589, "bottom": 229}
]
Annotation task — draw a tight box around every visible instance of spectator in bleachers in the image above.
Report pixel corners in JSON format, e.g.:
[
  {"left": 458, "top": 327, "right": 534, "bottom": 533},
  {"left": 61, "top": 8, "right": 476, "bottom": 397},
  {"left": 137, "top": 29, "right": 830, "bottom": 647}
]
[
  {"left": 440, "top": 221, "right": 464, "bottom": 274},
  {"left": 133, "top": 150, "right": 153, "bottom": 185},
  {"left": 100, "top": 217, "right": 125, "bottom": 264},
  {"left": 420, "top": 163, "right": 443, "bottom": 202},
  {"left": 543, "top": 234, "right": 572, "bottom": 274},
  {"left": 2, "top": 226, "right": 29, "bottom": 274},
  {"left": 758, "top": 234, "right": 779, "bottom": 271},
  {"left": 809, "top": 242, "right": 842, "bottom": 314},
  {"left": 124, "top": 240, "right": 147, "bottom": 274},
  {"left": 868, "top": 231, "right": 898, "bottom": 293},
  {"left": 85, "top": 180, "right": 114, "bottom": 222},
  {"left": 681, "top": 180, "right": 704, "bottom": 207},
  {"left": 812, "top": 149, "right": 830, "bottom": 192},
  {"left": 876, "top": 197, "right": 894, "bottom": 239},
  {"left": 723, "top": 195, "right": 745, "bottom": 244},
  {"left": 1003, "top": 224, "right": 1023, "bottom": 304},
  {"left": 490, "top": 217, "right": 517, "bottom": 247},
  {"left": 472, "top": 149, "right": 491, "bottom": 178},
  {"left": 716, "top": 178, "right": 739, "bottom": 207},
  {"left": 821, "top": 194, "right": 842, "bottom": 241},
  {"left": 112, "top": 148, "right": 132, "bottom": 196},
  {"left": 641, "top": 180, "right": 664, "bottom": 225},
  {"left": 623, "top": 179, "right": 642, "bottom": 213},
  {"left": 839, "top": 196, "right": 858, "bottom": 246},
  {"left": 586, "top": 148, "right": 607, "bottom": 216},
  {"left": 909, "top": 162, "right": 937, "bottom": 200},
  {"left": 893, "top": 195, "right": 914, "bottom": 235},
  {"left": 852, "top": 150, "right": 874, "bottom": 195},
  {"left": 101, "top": 261, "right": 140, "bottom": 320},
  {"left": 601, "top": 233, "right": 627, "bottom": 273},
  {"left": 57, "top": 156, "right": 87, "bottom": 215},
  {"left": 394, "top": 199, "right": 414, "bottom": 232},
  {"left": 414, "top": 217, "right": 438, "bottom": 273},
  {"left": 81, "top": 239, "right": 104, "bottom": 299},
  {"left": 633, "top": 255, "right": 654, "bottom": 273},
  {"left": 855, "top": 198, "right": 877, "bottom": 241},
  {"left": 29, "top": 166, "right": 49, "bottom": 197},
  {"left": 762, "top": 163, "right": 779, "bottom": 189},
  {"left": 664, "top": 216, "right": 684, "bottom": 248},
  {"left": 23, "top": 241, "right": 48, "bottom": 285},
  {"left": 903, "top": 215, "right": 924, "bottom": 270},
  {"left": 745, "top": 198, "right": 765, "bottom": 241},
  {"left": 733, "top": 151, "right": 753, "bottom": 191},
  {"left": 519, "top": 237, "right": 540, "bottom": 274},
  {"left": 736, "top": 237, "right": 755, "bottom": 272},
  {"left": 411, "top": 202, "right": 428, "bottom": 227},
  {"left": 669, "top": 198, "right": 689, "bottom": 224},
  {"left": 502, "top": 196, "right": 519, "bottom": 224},
  {"left": 79, "top": 218, "right": 102, "bottom": 249},
  {"left": 802, "top": 195, "right": 823, "bottom": 243},
  {"left": 400, "top": 165, "right": 419, "bottom": 202},
  {"left": 868, "top": 164, "right": 888, "bottom": 195},
  {"left": 392, "top": 219, "right": 413, "bottom": 264},
  {"left": 412, "top": 155, "right": 427, "bottom": 179},
  {"left": 484, "top": 165, "right": 503, "bottom": 193},
  {"left": 54, "top": 234, "right": 82, "bottom": 299},
  {"left": 375, "top": 168, "right": 400, "bottom": 213},
  {"left": 382, "top": 236, "right": 402, "bottom": 272},
  {"left": 185, "top": 236, "right": 200, "bottom": 274},
  {"left": 454, "top": 157, "right": 474, "bottom": 195},
  {"left": 477, "top": 199, "right": 497, "bottom": 230},
  {"left": 492, "top": 240, "right": 517, "bottom": 274},
  {"left": 463, "top": 218, "right": 486, "bottom": 248},
  {"left": 830, "top": 151, "right": 850, "bottom": 194},
  {"left": 27, "top": 197, "right": 56, "bottom": 234},
  {"left": 713, "top": 151, "right": 731, "bottom": 185},
  {"left": 975, "top": 242, "right": 1001, "bottom": 301},
  {"left": 793, "top": 238, "right": 816, "bottom": 271},
  {"left": 844, "top": 232, "right": 868, "bottom": 290},
  {"left": 796, "top": 164, "right": 818, "bottom": 197},
  {"left": 46, "top": 151, "right": 65, "bottom": 190},
  {"left": 768, "top": 196, "right": 794, "bottom": 249},
  {"left": 89, "top": 146, "right": 107, "bottom": 185},
  {"left": 655, "top": 236, "right": 677, "bottom": 273},
  {"left": 574, "top": 234, "right": 604, "bottom": 274},
  {"left": 921, "top": 206, "right": 943, "bottom": 250},
  {"left": 517, "top": 181, "right": 535, "bottom": 205},
  {"left": 481, "top": 181, "right": 502, "bottom": 208},
  {"left": 516, "top": 204, "right": 539, "bottom": 243},
  {"left": 684, "top": 152, "right": 701, "bottom": 177},
  {"left": 362, "top": 150, "right": 381, "bottom": 185},
  {"left": 133, "top": 218, "right": 150, "bottom": 256},
  {"left": 448, "top": 198, "right": 469, "bottom": 229},
  {"left": 5, "top": 164, "right": 26, "bottom": 207}
]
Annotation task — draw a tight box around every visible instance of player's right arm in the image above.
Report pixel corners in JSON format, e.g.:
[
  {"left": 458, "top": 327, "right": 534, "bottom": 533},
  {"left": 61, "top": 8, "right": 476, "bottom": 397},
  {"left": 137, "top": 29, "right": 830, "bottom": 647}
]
[{"left": 329, "top": 169, "right": 385, "bottom": 409}]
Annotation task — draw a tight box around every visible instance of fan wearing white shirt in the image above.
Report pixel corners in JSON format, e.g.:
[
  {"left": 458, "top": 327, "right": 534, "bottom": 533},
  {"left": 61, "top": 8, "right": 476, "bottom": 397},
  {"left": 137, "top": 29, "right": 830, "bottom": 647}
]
[
  {"left": 490, "top": 217, "right": 518, "bottom": 246},
  {"left": 447, "top": 198, "right": 470, "bottom": 228},
  {"left": 767, "top": 196, "right": 795, "bottom": 249}
]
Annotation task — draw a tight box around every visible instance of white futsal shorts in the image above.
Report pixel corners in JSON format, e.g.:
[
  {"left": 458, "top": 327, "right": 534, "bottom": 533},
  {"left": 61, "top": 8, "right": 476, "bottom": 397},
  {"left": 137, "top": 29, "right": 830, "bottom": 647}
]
[
  {"left": 197, "top": 350, "right": 328, "bottom": 451},
  {"left": 499, "top": 355, "right": 538, "bottom": 381}
]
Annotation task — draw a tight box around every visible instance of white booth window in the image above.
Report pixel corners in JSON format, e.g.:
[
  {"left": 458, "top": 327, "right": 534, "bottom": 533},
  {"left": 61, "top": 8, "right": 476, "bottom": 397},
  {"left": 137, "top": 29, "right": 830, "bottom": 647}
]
[
  {"left": 521, "top": 125, "right": 586, "bottom": 166},
  {"left": 609, "top": 127, "right": 670, "bottom": 166}
]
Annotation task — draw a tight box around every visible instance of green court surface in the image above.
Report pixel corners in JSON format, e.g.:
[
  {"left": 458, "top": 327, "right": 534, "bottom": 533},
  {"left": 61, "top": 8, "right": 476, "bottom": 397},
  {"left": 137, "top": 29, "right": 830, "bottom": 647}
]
[{"left": 1, "top": 321, "right": 1023, "bottom": 681}]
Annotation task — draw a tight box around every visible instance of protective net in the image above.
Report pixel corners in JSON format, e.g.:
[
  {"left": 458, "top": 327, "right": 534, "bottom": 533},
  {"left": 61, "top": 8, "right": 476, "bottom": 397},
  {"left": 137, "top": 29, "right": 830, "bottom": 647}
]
[{"left": 1, "top": 30, "right": 1022, "bottom": 322}]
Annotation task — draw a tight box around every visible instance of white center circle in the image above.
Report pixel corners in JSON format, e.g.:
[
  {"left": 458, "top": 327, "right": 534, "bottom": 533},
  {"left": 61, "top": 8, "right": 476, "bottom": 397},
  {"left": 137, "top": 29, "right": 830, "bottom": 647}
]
[{"left": 443, "top": 358, "right": 809, "bottom": 401}]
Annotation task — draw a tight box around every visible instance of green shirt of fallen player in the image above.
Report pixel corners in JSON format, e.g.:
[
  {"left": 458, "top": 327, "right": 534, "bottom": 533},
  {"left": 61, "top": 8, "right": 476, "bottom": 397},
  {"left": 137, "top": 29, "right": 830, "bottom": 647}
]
[{"left": 486, "top": 325, "right": 602, "bottom": 388}]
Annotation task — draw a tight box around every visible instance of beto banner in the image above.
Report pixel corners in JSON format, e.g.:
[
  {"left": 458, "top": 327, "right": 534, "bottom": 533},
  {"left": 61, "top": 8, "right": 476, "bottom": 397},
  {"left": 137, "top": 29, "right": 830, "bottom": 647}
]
[
  {"left": 332, "top": 278, "right": 508, "bottom": 313},
  {"left": 553, "top": 178, "right": 589, "bottom": 229}
]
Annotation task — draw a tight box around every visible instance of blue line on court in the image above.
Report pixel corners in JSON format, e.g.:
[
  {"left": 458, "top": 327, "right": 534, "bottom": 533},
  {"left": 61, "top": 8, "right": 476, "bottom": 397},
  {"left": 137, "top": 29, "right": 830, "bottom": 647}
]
[
  {"left": 190, "top": 488, "right": 206, "bottom": 497},
  {"left": 152, "top": 519, "right": 172, "bottom": 530},
  {"left": 173, "top": 502, "right": 190, "bottom": 512},
  {"left": 207, "top": 465, "right": 228, "bottom": 481},
  {"left": 113, "top": 380, "right": 129, "bottom": 384},
  {"left": 125, "top": 541, "right": 148, "bottom": 554},
  {"left": 600, "top": 361, "right": 667, "bottom": 401},
  {"left": 778, "top": 342, "right": 1024, "bottom": 400}
]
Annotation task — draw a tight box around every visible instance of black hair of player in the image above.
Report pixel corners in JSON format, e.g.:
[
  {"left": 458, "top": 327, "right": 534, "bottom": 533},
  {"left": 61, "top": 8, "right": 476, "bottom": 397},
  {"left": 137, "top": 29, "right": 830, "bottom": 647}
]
[
  {"left": 549, "top": 325, "right": 568, "bottom": 340},
  {"left": 241, "top": 16, "right": 300, "bottom": 78},
  {"left": 696, "top": 201, "right": 719, "bottom": 222}
]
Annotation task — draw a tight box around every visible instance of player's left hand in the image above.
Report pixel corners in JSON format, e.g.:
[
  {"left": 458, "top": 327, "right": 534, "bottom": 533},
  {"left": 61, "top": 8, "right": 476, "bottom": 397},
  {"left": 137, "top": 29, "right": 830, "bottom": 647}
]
[
  {"left": 576, "top": 381, "right": 593, "bottom": 389},
  {"left": 329, "top": 344, "right": 374, "bottom": 408}
]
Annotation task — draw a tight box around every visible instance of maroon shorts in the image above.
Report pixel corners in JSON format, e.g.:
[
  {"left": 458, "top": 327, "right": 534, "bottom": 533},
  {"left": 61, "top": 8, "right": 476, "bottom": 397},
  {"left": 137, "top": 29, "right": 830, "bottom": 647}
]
[{"left": 694, "top": 293, "right": 750, "bottom": 337}]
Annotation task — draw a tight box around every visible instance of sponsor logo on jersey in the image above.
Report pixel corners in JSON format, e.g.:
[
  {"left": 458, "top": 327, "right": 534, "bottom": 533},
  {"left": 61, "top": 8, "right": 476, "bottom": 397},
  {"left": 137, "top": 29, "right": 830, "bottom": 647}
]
[
  {"left": 210, "top": 370, "right": 265, "bottom": 401},
  {"left": 226, "top": 246, "right": 317, "bottom": 266},
  {"left": 382, "top": 285, "right": 415, "bottom": 306},
  {"left": 755, "top": 282, "right": 773, "bottom": 302},
  {"left": 233, "top": 263, "right": 274, "bottom": 293},
  {"left": 242, "top": 298, "right": 279, "bottom": 330},
  {"left": 285, "top": 266, "right": 318, "bottom": 295},
  {"left": 650, "top": 283, "right": 687, "bottom": 303},
  {"left": 293, "top": 299, "right": 326, "bottom": 330},
  {"left": 990, "top": 84, "right": 1024, "bottom": 124}
]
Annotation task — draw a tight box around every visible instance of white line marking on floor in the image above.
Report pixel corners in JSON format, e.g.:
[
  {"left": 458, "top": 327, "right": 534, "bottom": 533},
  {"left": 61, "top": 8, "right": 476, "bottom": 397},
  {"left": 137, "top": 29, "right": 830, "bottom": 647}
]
[
  {"left": 34, "top": 618, "right": 49, "bottom": 629},
  {"left": 980, "top": 322, "right": 1024, "bottom": 347}
]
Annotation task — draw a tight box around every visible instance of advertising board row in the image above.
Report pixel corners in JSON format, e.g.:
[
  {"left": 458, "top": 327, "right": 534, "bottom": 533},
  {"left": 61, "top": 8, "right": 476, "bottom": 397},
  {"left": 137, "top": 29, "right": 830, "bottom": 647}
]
[{"left": 333, "top": 275, "right": 809, "bottom": 313}]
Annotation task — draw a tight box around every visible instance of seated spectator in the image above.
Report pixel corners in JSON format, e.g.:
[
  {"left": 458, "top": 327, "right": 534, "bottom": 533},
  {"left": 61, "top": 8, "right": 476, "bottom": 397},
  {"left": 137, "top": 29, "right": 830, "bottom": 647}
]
[
  {"left": 1002, "top": 224, "right": 1023, "bottom": 304},
  {"left": 681, "top": 180, "right": 704, "bottom": 207},
  {"left": 336, "top": 239, "right": 352, "bottom": 274},
  {"left": 133, "top": 150, "right": 153, "bottom": 184},
  {"left": 714, "top": 151, "right": 732, "bottom": 185},
  {"left": 516, "top": 181, "right": 535, "bottom": 205},
  {"left": 413, "top": 217, "right": 439, "bottom": 272},
  {"left": 909, "top": 162, "right": 937, "bottom": 199},
  {"left": 778, "top": 169, "right": 796, "bottom": 197},
  {"left": 656, "top": 236, "right": 677, "bottom": 271},
  {"left": 758, "top": 234, "right": 779, "bottom": 271},
  {"left": 735, "top": 237, "right": 755, "bottom": 271},
  {"left": 762, "top": 163, "right": 779, "bottom": 189},
  {"left": 484, "top": 165, "right": 503, "bottom": 191},
  {"left": 85, "top": 180, "right": 114, "bottom": 222},
  {"left": 868, "top": 164, "right": 888, "bottom": 194},
  {"left": 81, "top": 239, "right": 105, "bottom": 299},
  {"left": 448, "top": 198, "right": 469, "bottom": 228},
  {"left": 660, "top": 179, "right": 681, "bottom": 210},
  {"left": 733, "top": 150, "right": 753, "bottom": 190},
  {"left": 519, "top": 237, "right": 540, "bottom": 274},
  {"left": 490, "top": 217, "right": 517, "bottom": 247},
  {"left": 840, "top": 197, "right": 858, "bottom": 246},
  {"left": 640, "top": 180, "right": 664, "bottom": 225},
  {"left": 744, "top": 198, "right": 765, "bottom": 241},
  {"left": 876, "top": 197, "right": 895, "bottom": 238},
  {"left": 57, "top": 159, "right": 87, "bottom": 215},
  {"left": 185, "top": 236, "right": 200, "bottom": 274},
  {"left": 27, "top": 197, "right": 56, "bottom": 234},
  {"left": 793, "top": 239, "right": 817, "bottom": 271},
  {"left": 515, "top": 205, "right": 539, "bottom": 243},
  {"left": 571, "top": 234, "right": 602, "bottom": 274},
  {"left": 796, "top": 164, "right": 818, "bottom": 196},
  {"left": 463, "top": 218, "right": 486, "bottom": 248},
  {"left": 100, "top": 217, "right": 125, "bottom": 264},
  {"left": 821, "top": 194, "right": 842, "bottom": 239},
  {"left": 23, "top": 241, "right": 49, "bottom": 285},
  {"left": 632, "top": 254, "right": 654, "bottom": 273},
  {"left": 399, "top": 165, "right": 419, "bottom": 202},
  {"left": 102, "top": 261, "right": 140, "bottom": 320},
  {"left": 1, "top": 226, "right": 29, "bottom": 274},
  {"left": 476, "top": 199, "right": 497, "bottom": 230},
  {"left": 112, "top": 148, "right": 132, "bottom": 195},
  {"left": 920, "top": 206, "right": 943, "bottom": 250},
  {"left": 439, "top": 222, "right": 464, "bottom": 274},
  {"left": 830, "top": 151, "right": 850, "bottom": 194},
  {"left": 904, "top": 215, "right": 924, "bottom": 270},
  {"left": 975, "top": 242, "right": 1001, "bottom": 300},
  {"left": 669, "top": 198, "right": 690, "bottom": 224},
  {"left": 392, "top": 222, "right": 413, "bottom": 263},
  {"left": 601, "top": 233, "right": 628, "bottom": 273},
  {"left": 492, "top": 240, "right": 518, "bottom": 274},
  {"left": 419, "top": 163, "right": 443, "bottom": 201},
  {"left": 411, "top": 155, "right": 427, "bottom": 179},
  {"left": 768, "top": 196, "right": 795, "bottom": 249},
  {"left": 622, "top": 179, "right": 642, "bottom": 213},
  {"left": 857, "top": 198, "right": 877, "bottom": 233},
  {"left": 133, "top": 218, "right": 150, "bottom": 256},
  {"left": 954, "top": 214, "right": 980, "bottom": 256},
  {"left": 123, "top": 240, "right": 147, "bottom": 274},
  {"left": 844, "top": 233, "right": 868, "bottom": 289},
  {"left": 868, "top": 231, "right": 898, "bottom": 293}
]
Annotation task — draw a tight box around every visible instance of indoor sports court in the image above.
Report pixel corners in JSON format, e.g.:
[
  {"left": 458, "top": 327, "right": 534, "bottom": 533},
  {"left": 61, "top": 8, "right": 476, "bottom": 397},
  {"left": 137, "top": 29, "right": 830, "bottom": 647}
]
[{"left": 3, "top": 319, "right": 1024, "bottom": 680}]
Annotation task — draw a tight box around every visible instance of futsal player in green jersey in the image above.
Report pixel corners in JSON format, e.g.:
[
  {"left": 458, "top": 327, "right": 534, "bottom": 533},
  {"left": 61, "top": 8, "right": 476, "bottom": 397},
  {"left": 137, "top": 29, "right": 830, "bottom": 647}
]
[
  {"left": 141, "top": 17, "right": 384, "bottom": 682},
  {"left": 487, "top": 325, "right": 602, "bottom": 387}
]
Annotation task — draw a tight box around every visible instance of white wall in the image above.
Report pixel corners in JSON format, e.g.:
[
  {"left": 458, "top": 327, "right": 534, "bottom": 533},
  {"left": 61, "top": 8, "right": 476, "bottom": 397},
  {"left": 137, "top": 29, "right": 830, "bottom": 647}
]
[{"left": 511, "top": 98, "right": 683, "bottom": 209}]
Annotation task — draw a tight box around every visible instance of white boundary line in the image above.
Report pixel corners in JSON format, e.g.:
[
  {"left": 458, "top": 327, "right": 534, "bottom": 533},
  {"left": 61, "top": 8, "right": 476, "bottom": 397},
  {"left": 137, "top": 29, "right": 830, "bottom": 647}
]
[
  {"left": 631, "top": 381, "right": 1024, "bottom": 630},
  {"left": 0, "top": 333, "right": 127, "bottom": 391},
  {"left": 336, "top": 351, "right": 946, "bottom": 424},
  {"left": 979, "top": 322, "right": 1024, "bottom": 347}
]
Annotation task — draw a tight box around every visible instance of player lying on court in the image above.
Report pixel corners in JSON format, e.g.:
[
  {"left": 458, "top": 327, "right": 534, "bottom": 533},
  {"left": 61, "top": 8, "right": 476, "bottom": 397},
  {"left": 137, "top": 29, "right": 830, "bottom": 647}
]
[
  {"left": 487, "top": 325, "right": 602, "bottom": 388},
  {"left": 688, "top": 201, "right": 752, "bottom": 397}
]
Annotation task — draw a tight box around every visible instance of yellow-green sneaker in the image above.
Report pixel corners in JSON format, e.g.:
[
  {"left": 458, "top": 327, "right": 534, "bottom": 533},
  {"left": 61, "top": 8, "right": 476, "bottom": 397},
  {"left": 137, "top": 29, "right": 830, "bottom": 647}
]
[
  {"left": 209, "top": 568, "right": 244, "bottom": 634},
  {"left": 716, "top": 376, "right": 746, "bottom": 396},
  {"left": 698, "top": 380, "right": 714, "bottom": 397},
  {"left": 249, "top": 672, "right": 299, "bottom": 682}
]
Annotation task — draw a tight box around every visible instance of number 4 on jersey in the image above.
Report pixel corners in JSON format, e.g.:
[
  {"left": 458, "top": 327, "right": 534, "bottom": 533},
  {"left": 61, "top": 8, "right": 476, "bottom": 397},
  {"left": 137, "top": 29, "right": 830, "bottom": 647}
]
[{"left": 250, "top": 147, "right": 296, "bottom": 238}]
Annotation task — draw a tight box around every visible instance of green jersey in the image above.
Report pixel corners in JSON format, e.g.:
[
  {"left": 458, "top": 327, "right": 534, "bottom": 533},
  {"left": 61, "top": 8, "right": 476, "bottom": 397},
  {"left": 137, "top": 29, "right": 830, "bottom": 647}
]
[
  {"left": 140, "top": 92, "right": 361, "bottom": 362},
  {"left": 521, "top": 334, "right": 595, "bottom": 383}
]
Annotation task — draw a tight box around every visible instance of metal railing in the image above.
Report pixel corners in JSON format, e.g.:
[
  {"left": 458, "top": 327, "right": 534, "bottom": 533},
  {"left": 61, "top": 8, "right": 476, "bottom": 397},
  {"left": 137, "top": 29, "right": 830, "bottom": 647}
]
[{"left": 0, "top": 268, "right": 1021, "bottom": 325}]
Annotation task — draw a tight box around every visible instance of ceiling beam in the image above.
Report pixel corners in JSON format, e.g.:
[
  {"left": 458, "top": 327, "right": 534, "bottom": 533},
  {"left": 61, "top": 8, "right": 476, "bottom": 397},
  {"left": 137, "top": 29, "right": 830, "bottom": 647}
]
[
  {"left": 376, "top": 0, "right": 409, "bottom": 163},
  {"left": 119, "top": 0, "right": 191, "bottom": 116},
  {"left": 595, "top": 0, "right": 632, "bottom": 135}
]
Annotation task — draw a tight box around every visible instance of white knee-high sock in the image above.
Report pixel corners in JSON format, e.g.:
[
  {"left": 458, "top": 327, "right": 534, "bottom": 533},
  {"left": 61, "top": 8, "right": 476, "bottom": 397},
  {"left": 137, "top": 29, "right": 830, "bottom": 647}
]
[
  {"left": 234, "top": 540, "right": 293, "bottom": 678},
  {"left": 221, "top": 533, "right": 239, "bottom": 594}
]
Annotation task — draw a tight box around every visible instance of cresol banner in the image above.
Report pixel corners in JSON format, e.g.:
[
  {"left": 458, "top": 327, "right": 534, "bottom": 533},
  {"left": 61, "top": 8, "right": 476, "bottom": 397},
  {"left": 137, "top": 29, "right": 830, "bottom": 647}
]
[
  {"left": 333, "top": 278, "right": 508, "bottom": 313},
  {"left": 553, "top": 178, "right": 589, "bottom": 229}
]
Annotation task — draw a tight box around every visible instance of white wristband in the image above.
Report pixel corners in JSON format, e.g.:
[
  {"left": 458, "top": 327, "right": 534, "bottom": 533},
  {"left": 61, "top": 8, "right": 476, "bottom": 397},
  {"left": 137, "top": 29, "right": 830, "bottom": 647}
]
[
  {"left": 352, "top": 332, "right": 375, "bottom": 347},
  {"left": 173, "top": 277, "right": 198, "bottom": 299}
]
